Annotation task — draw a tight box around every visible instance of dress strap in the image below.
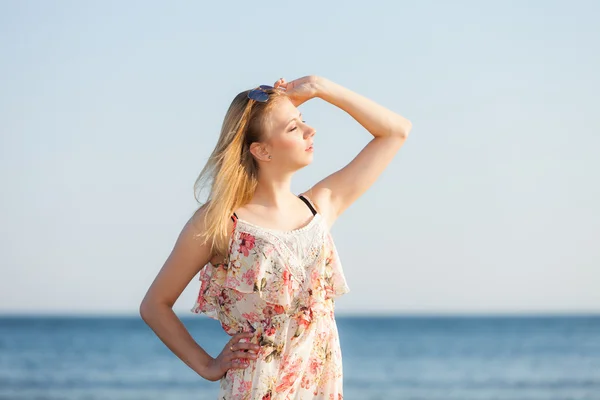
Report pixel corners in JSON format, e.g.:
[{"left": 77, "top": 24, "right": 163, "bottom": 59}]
[
  {"left": 298, "top": 195, "right": 317, "bottom": 216},
  {"left": 232, "top": 197, "right": 316, "bottom": 221},
  {"left": 230, "top": 213, "right": 238, "bottom": 237}
]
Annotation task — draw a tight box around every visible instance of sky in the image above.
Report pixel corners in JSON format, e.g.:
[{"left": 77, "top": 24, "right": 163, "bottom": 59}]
[{"left": 1, "top": 0, "right": 598, "bottom": 316}]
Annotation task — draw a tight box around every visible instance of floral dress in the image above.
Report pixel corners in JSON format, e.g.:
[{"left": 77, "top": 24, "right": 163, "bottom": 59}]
[{"left": 191, "top": 197, "right": 350, "bottom": 399}]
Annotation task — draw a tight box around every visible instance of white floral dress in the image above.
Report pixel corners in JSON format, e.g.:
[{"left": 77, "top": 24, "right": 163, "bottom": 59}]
[{"left": 191, "top": 195, "right": 350, "bottom": 399}]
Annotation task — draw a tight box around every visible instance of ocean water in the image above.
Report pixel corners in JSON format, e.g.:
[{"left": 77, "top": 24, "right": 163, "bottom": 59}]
[{"left": 0, "top": 315, "right": 598, "bottom": 400}]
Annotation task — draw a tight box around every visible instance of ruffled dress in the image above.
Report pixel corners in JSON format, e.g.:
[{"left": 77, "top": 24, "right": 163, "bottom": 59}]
[{"left": 191, "top": 198, "right": 350, "bottom": 399}]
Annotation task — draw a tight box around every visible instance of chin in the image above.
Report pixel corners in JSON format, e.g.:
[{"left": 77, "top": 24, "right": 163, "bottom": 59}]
[
  {"left": 290, "top": 159, "right": 313, "bottom": 171},
  {"left": 287, "top": 152, "right": 314, "bottom": 171}
]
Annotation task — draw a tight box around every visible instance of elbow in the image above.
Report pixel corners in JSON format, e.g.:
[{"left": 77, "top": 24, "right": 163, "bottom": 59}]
[
  {"left": 139, "top": 299, "right": 152, "bottom": 322},
  {"left": 394, "top": 119, "right": 412, "bottom": 139},
  {"left": 139, "top": 295, "right": 173, "bottom": 323},
  {"left": 139, "top": 297, "right": 160, "bottom": 322},
  {"left": 385, "top": 114, "right": 412, "bottom": 139}
]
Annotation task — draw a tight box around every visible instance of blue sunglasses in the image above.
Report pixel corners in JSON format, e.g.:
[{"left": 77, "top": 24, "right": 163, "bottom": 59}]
[{"left": 247, "top": 85, "right": 274, "bottom": 102}]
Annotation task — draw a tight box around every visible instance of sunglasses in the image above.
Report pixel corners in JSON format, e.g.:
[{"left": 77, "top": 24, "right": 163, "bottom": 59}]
[{"left": 247, "top": 85, "right": 275, "bottom": 102}]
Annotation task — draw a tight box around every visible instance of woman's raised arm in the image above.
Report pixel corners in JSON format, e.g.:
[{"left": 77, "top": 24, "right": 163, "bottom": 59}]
[{"left": 286, "top": 76, "right": 412, "bottom": 225}]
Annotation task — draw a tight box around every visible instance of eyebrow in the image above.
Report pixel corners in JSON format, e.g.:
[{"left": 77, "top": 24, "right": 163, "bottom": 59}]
[{"left": 287, "top": 112, "right": 302, "bottom": 126}]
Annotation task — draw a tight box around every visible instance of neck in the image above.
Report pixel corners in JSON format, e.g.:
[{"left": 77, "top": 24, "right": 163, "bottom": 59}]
[{"left": 252, "top": 168, "right": 297, "bottom": 209}]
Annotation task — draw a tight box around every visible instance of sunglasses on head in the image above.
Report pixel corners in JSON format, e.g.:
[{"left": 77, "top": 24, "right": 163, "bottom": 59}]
[{"left": 247, "top": 85, "right": 275, "bottom": 102}]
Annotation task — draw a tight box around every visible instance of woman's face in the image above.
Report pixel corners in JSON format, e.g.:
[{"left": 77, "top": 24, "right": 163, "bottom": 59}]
[{"left": 255, "top": 96, "right": 316, "bottom": 170}]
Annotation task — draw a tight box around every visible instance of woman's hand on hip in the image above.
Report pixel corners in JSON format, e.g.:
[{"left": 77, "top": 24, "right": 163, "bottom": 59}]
[{"left": 201, "top": 332, "right": 260, "bottom": 381}]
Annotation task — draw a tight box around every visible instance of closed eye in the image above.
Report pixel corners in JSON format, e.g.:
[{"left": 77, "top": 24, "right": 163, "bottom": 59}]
[{"left": 290, "top": 120, "right": 306, "bottom": 131}]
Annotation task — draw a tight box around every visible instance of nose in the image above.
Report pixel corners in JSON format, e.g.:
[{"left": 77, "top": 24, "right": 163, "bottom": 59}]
[{"left": 304, "top": 124, "right": 316, "bottom": 138}]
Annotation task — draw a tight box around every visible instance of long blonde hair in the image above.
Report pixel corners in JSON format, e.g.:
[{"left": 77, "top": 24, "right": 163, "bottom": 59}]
[{"left": 193, "top": 87, "right": 287, "bottom": 258}]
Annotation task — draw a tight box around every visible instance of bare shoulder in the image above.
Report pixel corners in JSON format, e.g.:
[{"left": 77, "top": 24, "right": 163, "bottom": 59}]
[
  {"left": 189, "top": 205, "right": 234, "bottom": 265},
  {"left": 140, "top": 204, "right": 231, "bottom": 310},
  {"left": 299, "top": 187, "right": 336, "bottom": 229}
]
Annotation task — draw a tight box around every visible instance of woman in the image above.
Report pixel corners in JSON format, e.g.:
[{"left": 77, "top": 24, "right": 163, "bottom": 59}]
[{"left": 140, "top": 75, "right": 412, "bottom": 399}]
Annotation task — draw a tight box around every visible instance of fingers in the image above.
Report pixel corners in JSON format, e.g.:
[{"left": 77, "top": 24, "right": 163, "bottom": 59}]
[
  {"left": 231, "top": 350, "right": 259, "bottom": 360},
  {"left": 227, "top": 359, "right": 250, "bottom": 370},
  {"left": 222, "top": 332, "right": 261, "bottom": 370},
  {"left": 230, "top": 341, "right": 261, "bottom": 353},
  {"left": 274, "top": 77, "right": 287, "bottom": 89},
  {"left": 223, "top": 349, "right": 257, "bottom": 370},
  {"left": 225, "top": 351, "right": 257, "bottom": 371},
  {"left": 230, "top": 332, "right": 254, "bottom": 343},
  {"left": 228, "top": 332, "right": 260, "bottom": 353},
  {"left": 229, "top": 332, "right": 253, "bottom": 346}
]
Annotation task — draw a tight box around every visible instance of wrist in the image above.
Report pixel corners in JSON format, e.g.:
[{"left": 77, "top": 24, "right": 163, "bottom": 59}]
[
  {"left": 314, "top": 76, "right": 334, "bottom": 102},
  {"left": 196, "top": 356, "right": 216, "bottom": 381}
]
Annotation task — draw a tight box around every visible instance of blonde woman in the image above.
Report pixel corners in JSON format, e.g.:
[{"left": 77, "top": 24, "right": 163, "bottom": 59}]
[{"left": 140, "top": 75, "right": 412, "bottom": 399}]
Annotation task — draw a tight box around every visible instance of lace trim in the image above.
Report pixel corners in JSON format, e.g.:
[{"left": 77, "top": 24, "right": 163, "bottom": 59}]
[
  {"left": 234, "top": 215, "right": 326, "bottom": 284},
  {"left": 191, "top": 212, "right": 350, "bottom": 321},
  {"left": 234, "top": 212, "right": 320, "bottom": 235}
]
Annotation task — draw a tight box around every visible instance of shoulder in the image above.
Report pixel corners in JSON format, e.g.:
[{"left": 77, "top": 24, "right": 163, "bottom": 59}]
[
  {"left": 299, "top": 187, "right": 337, "bottom": 229},
  {"left": 191, "top": 202, "right": 236, "bottom": 231},
  {"left": 189, "top": 203, "right": 236, "bottom": 266}
]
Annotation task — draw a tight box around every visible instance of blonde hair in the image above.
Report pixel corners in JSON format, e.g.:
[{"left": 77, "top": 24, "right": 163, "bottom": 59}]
[{"left": 193, "top": 87, "right": 287, "bottom": 258}]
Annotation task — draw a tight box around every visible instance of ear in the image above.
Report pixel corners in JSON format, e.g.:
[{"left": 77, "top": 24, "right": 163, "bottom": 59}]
[{"left": 249, "top": 142, "right": 271, "bottom": 162}]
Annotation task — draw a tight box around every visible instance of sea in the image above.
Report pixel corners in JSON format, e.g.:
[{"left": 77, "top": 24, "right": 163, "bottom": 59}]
[{"left": 0, "top": 315, "right": 599, "bottom": 400}]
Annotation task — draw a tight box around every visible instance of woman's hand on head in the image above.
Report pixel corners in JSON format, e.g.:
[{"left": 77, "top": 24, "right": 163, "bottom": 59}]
[{"left": 274, "top": 75, "right": 322, "bottom": 107}]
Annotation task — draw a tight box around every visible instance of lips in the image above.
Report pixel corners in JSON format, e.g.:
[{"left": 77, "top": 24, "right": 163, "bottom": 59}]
[{"left": 306, "top": 143, "right": 314, "bottom": 151}]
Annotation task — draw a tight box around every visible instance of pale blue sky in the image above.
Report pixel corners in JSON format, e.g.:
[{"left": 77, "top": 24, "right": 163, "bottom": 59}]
[{"left": 1, "top": 1, "right": 598, "bottom": 316}]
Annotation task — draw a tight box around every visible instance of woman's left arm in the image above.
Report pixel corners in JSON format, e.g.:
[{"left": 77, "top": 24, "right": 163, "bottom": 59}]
[{"left": 302, "top": 76, "right": 413, "bottom": 225}]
